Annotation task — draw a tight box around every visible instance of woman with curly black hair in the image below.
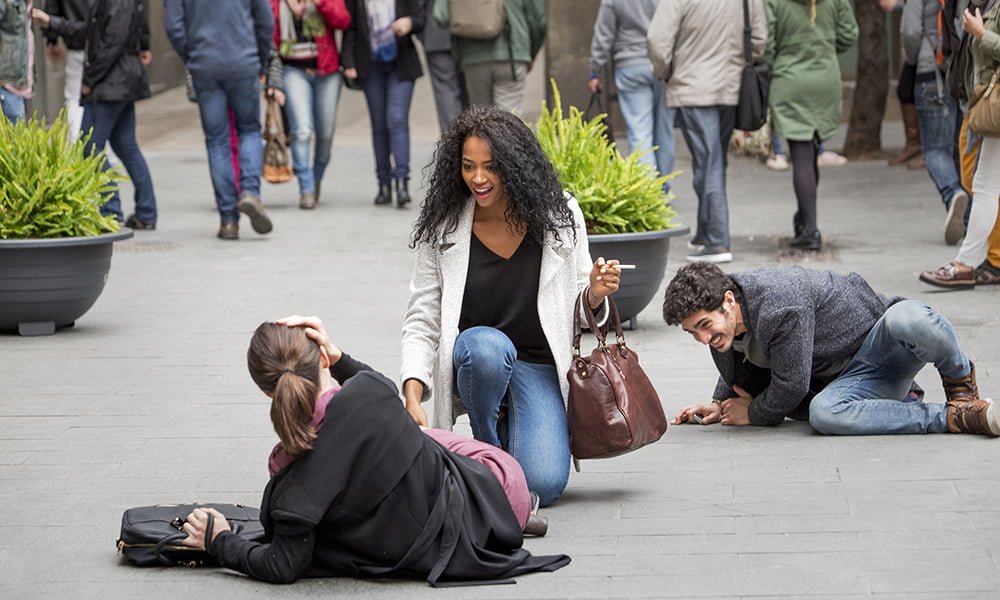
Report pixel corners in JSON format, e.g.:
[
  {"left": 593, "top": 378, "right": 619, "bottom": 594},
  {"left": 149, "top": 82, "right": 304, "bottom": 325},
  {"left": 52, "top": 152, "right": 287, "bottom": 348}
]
[{"left": 401, "top": 105, "right": 622, "bottom": 506}]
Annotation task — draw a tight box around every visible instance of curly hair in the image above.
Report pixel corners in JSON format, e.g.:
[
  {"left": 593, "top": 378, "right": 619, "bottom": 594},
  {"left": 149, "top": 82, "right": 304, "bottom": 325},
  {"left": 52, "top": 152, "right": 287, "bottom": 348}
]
[
  {"left": 662, "top": 263, "right": 740, "bottom": 326},
  {"left": 410, "top": 105, "right": 574, "bottom": 248}
]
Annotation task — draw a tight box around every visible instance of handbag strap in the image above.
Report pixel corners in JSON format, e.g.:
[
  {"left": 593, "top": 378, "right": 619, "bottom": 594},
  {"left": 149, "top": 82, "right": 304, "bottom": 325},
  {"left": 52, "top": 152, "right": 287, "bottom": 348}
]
[
  {"left": 154, "top": 533, "right": 189, "bottom": 565},
  {"left": 585, "top": 90, "right": 605, "bottom": 119},
  {"left": 571, "top": 287, "right": 629, "bottom": 358},
  {"left": 741, "top": 0, "right": 752, "bottom": 66}
]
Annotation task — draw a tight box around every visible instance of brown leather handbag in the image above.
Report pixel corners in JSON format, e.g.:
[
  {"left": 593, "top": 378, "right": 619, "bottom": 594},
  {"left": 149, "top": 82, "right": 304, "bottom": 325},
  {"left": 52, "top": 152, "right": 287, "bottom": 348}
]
[{"left": 566, "top": 288, "right": 667, "bottom": 459}]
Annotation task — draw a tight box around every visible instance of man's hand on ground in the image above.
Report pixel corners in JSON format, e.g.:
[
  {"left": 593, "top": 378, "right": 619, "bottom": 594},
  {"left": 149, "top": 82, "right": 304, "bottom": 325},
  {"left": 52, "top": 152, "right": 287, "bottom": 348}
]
[
  {"left": 672, "top": 402, "right": 721, "bottom": 425},
  {"left": 719, "top": 386, "right": 752, "bottom": 426}
]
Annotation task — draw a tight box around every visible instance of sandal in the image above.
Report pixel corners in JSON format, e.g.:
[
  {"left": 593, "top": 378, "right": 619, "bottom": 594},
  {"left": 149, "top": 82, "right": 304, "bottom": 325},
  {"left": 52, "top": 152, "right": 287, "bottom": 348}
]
[
  {"left": 975, "top": 260, "right": 1000, "bottom": 285},
  {"left": 919, "top": 261, "right": 975, "bottom": 289}
]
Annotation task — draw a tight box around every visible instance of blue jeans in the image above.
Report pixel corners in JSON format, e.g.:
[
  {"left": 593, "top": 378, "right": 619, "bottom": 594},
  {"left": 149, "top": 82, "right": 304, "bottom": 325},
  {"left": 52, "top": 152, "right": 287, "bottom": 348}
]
[
  {"left": 809, "top": 300, "right": 969, "bottom": 435},
  {"left": 676, "top": 106, "right": 735, "bottom": 248},
  {"left": 0, "top": 89, "right": 25, "bottom": 123},
  {"left": 192, "top": 75, "right": 262, "bottom": 224},
  {"left": 614, "top": 64, "right": 675, "bottom": 193},
  {"left": 915, "top": 79, "right": 963, "bottom": 207},
  {"left": 283, "top": 66, "right": 343, "bottom": 194},
  {"left": 81, "top": 101, "right": 156, "bottom": 223},
  {"left": 453, "top": 327, "right": 570, "bottom": 506},
  {"left": 360, "top": 61, "right": 414, "bottom": 183}
]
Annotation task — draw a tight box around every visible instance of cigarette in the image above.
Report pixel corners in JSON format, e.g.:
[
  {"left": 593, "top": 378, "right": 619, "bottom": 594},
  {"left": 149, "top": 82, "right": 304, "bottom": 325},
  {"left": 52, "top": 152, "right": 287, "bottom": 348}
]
[{"left": 609, "top": 264, "right": 636, "bottom": 269}]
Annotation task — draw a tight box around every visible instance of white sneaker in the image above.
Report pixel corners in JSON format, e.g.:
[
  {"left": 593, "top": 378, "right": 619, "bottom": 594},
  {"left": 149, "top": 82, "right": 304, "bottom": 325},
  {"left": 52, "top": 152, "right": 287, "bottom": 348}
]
[
  {"left": 817, "top": 150, "right": 848, "bottom": 167},
  {"left": 685, "top": 246, "right": 733, "bottom": 264},
  {"left": 687, "top": 239, "right": 705, "bottom": 251},
  {"left": 765, "top": 154, "right": 790, "bottom": 171},
  {"left": 944, "top": 190, "right": 969, "bottom": 246}
]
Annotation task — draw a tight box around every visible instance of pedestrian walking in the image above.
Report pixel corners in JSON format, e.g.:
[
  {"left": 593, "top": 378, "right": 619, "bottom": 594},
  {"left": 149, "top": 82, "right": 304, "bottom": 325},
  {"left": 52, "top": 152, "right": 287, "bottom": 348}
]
[
  {"left": 418, "top": 0, "right": 467, "bottom": 134},
  {"left": 764, "top": 0, "right": 858, "bottom": 251},
  {"left": 431, "top": 0, "right": 546, "bottom": 115},
  {"left": 588, "top": 0, "right": 675, "bottom": 192},
  {"left": 33, "top": 0, "right": 157, "bottom": 229},
  {"left": 164, "top": 0, "right": 274, "bottom": 240},
  {"left": 271, "top": 0, "right": 350, "bottom": 210},
  {"left": 648, "top": 0, "right": 767, "bottom": 263},
  {"left": 342, "top": 0, "right": 423, "bottom": 208},
  {"left": 0, "top": 0, "right": 33, "bottom": 123}
]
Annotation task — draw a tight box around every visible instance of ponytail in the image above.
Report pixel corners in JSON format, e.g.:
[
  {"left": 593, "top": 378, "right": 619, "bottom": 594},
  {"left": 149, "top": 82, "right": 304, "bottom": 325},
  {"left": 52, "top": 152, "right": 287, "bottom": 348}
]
[
  {"left": 247, "top": 322, "right": 323, "bottom": 457},
  {"left": 270, "top": 369, "right": 318, "bottom": 457}
]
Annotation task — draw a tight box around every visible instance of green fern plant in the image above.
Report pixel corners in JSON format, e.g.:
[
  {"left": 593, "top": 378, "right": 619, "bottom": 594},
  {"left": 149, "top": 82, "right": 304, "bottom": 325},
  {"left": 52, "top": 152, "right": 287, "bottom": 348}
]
[
  {"left": 0, "top": 111, "right": 121, "bottom": 239},
  {"left": 534, "top": 80, "right": 678, "bottom": 235}
]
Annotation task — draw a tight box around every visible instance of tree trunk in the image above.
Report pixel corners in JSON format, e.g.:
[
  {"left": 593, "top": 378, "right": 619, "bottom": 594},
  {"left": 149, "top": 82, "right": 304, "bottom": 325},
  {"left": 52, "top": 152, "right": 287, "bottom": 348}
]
[{"left": 843, "top": 1, "right": 889, "bottom": 158}]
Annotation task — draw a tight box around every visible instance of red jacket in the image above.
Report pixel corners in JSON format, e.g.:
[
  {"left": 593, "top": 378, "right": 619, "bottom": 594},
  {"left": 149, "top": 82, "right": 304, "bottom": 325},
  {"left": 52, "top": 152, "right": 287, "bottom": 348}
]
[{"left": 270, "top": 0, "right": 351, "bottom": 76}]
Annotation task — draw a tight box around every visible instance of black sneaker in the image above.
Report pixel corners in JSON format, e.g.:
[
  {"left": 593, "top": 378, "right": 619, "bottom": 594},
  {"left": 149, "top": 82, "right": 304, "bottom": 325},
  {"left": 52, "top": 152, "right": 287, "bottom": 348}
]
[{"left": 124, "top": 214, "right": 155, "bottom": 230}]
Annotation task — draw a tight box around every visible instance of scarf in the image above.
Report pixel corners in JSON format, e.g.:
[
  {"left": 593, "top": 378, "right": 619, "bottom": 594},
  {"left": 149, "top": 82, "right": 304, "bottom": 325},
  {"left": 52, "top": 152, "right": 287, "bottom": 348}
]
[
  {"left": 365, "top": 0, "right": 397, "bottom": 63},
  {"left": 279, "top": 0, "right": 326, "bottom": 60}
]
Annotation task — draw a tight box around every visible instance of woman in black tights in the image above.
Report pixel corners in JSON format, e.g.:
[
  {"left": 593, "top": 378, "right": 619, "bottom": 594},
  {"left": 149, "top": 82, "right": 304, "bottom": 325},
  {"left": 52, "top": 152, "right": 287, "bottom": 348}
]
[{"left": 764, "top": 0, "right": 858, "bottom": 251}]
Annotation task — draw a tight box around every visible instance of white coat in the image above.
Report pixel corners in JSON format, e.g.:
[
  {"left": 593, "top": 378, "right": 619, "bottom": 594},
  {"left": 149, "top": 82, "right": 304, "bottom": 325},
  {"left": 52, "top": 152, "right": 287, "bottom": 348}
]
[{"left": 400, "top": 195, "right": 604, "bottom": 429}]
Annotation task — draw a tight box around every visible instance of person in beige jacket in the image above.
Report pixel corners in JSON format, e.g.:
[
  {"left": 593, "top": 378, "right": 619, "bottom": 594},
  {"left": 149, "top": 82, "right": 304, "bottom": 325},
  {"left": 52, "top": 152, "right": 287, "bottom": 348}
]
[{"left": 648, "top": 0, "right": 766, "bottom": 264}]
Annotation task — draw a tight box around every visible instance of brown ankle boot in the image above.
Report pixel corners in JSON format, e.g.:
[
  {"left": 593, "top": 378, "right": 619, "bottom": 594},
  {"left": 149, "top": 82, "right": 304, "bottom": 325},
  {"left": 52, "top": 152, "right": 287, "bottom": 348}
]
[
  {"left": 889, "top": 103, "right": 922, "bottom": 166},
  {"left": 942, "top": 363, "right": 980, "bottom": 404},
  {"left": 947, "top": 398, "right": 1000, "bottom": 436}
]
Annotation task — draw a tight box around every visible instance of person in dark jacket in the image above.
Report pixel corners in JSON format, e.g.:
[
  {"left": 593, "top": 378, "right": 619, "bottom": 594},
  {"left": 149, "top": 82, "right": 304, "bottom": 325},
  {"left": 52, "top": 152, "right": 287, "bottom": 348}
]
[
  {"left": 33, "top": 0, "right": 157, "bottom": 229},
  {"left": 661, "top": 262, "right": 998, "bottom": 437},
  {"left": 178, "top": 316, "right": 568, "bottom": 585},
  {"left": 43, "top": 0, "right": 96, "bottom": 139},
  {"left": 342, "top": 0, "right": 424, "bottom": 207},
  {"left": 164, "top": 0, "right": 274, "bottom": 240}
]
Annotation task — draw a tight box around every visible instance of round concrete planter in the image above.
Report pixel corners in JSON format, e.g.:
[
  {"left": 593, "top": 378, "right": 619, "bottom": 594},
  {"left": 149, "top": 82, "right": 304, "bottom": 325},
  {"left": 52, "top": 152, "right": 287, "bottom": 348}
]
[
  {"left": 0, "top": 229, "right": 134, "bottom": 335},
  {"left": 588, "top": 225, "right": 690, "bottom": 326}
]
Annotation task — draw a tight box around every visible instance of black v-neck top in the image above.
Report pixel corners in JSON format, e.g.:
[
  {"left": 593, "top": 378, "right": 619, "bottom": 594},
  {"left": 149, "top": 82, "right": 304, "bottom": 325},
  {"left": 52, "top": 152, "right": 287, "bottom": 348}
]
[{"left": 458, "top": 233, "right": 554, "bottom": 365}]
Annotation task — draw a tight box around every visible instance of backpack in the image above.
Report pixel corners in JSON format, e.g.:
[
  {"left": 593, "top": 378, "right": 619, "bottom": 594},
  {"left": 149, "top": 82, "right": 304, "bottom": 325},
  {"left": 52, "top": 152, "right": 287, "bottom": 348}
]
[{"left": 449, "top": 0, "right": 506, "bottom": 39}]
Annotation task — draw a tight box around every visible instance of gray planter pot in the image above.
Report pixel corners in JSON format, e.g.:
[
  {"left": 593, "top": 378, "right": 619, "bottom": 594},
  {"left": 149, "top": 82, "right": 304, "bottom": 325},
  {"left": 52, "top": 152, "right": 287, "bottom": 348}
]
[
  {"left": 588, "top": 225, "right": 690, "bottom": 326},
  {"left": 0, "top": 229, "right": 134, "bottom": 336}
]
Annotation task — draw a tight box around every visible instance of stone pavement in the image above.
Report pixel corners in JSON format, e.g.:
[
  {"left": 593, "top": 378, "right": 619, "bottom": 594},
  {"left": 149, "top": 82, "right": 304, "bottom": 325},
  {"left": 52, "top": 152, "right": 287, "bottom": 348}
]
[{"left": 3, "top": 67, "right": 1000, "bottom": 599}]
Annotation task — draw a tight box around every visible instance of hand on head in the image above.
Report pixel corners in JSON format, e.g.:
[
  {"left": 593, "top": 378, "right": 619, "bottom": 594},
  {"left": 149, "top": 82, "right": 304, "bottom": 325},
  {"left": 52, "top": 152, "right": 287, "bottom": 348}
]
[
  {"left": 180, "top": 507, "right": 231, "bottom": 550},
  {"left": 276, "top": 315, "right": 343, "bottom": 367}
]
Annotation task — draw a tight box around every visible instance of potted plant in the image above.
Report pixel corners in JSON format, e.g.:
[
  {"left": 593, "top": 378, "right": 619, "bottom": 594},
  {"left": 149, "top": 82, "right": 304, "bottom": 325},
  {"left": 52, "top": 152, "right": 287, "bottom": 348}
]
[
  {"left": 534, "top": 82, "right": 689, "bottom": 325},
  {"left": 0, "top": 112, "right": 133, "bottom": 336}
]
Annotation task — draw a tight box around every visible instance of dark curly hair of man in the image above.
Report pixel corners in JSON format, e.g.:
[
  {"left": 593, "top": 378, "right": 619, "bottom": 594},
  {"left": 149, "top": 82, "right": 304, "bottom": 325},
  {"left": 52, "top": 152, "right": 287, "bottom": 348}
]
[
  {"left": 410, "top": 105, "right": 575, "bottom": 248},
  {"left": 662, "top": 262, "right": 739, "bottom": 326}
]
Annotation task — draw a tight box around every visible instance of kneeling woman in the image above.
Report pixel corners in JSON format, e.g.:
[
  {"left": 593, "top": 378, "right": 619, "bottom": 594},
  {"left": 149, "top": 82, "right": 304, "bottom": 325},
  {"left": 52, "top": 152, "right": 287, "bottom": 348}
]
[
  {"left": 401, "top": 105, "right": 622, "bottom": 506},
  {"left": 181, "top": 317, "right": 567, "bottom": 585}
]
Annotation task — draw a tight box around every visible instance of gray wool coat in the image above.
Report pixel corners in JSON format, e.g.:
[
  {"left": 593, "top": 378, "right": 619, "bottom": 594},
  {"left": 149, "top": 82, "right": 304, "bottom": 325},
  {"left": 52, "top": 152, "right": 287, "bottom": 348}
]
[{"left": 400, "top": 196, "right": 603, "bottom": 430}]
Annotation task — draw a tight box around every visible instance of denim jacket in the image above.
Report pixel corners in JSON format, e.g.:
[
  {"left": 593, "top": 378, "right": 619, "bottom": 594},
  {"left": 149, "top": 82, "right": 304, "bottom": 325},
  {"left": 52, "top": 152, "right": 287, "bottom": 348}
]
[{"left": 0, "top": 0, "right": 30, "bottom": 90}]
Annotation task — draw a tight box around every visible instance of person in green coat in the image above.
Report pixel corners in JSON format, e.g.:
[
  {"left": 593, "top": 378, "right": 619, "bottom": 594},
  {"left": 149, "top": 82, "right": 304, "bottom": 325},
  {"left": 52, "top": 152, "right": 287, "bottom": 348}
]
[{"left": 764, "top": 0, "right": 857, "bottom": 251}]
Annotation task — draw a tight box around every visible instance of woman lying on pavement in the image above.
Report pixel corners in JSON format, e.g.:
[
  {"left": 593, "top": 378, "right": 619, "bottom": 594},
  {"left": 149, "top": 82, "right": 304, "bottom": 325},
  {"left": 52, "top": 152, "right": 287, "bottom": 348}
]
[{"left": 179, "top": 316, "right": 566, "bottom": 585}]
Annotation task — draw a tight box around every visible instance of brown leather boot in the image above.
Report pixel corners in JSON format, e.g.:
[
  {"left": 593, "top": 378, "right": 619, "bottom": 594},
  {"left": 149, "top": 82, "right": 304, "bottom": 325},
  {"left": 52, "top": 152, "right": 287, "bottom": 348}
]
[
  {"left": 947, "top": 398, "right": 1000, "bottom": 436},
  {"left": 942, "top": 363, "right": 980, "bottom": 404},
  {"left": 889, "top": 103, "right": 922, "bottom": 166}
]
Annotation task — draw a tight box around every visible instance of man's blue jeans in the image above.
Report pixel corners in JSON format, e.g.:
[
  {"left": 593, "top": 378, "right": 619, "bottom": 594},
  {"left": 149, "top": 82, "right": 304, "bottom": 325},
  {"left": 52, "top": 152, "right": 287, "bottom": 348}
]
[
  {"left": 614, "top": 64, "right": 675, "bottom": 193},
  {"left": 192, "top": 75, "right": 262, "bottom": 224},
  {"left": 676, "top": 106, "right": 735, "bottom": 248},
  {"left": 915, "top": 79, "right": 963, "bottom": 207},
  {"left": 283, "top": 66, "right": 343, "bottom": 194},
  {"left": 809, "top": 300, "right": 970, "bottom": 435},
  {"left": 0, "top": 89, "right": 25, "bottom": 123},
  {"left": 453, "top": 327, "right": 570, "bottom": 506},
  {"left": 81, "top": 101, "right": 156, "bottom": 223},
  {"left": 360, "top": 61, "right": 414, "bottom": 184}
]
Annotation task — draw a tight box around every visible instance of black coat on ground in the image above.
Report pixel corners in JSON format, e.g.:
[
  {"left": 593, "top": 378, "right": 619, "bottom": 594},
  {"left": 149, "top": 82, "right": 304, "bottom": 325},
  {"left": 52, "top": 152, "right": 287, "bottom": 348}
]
[
  {"left": 47, "top": 0, "right": 150, "bottom": 103},
  {"left": 206, "top": 357, "right": 569, "bottom": 585}
]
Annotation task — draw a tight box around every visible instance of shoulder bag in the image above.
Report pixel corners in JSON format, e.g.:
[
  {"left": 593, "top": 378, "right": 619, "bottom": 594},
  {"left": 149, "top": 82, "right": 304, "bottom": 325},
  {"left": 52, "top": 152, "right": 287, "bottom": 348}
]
[
  {"left": 263, "top": 98, "right": 293, "bottom": 184},
  {"left": 735, "top": 0, "right": 770, "bottom": 132},
  {"left": 969, "top": 66, "right": 1000, "bottom": 137},
  {"left": 116, "top": 502, "right": 265, "bottom": 567},
  {"left": 566, "top": 288, "right": 667, "bottom": 460}
]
